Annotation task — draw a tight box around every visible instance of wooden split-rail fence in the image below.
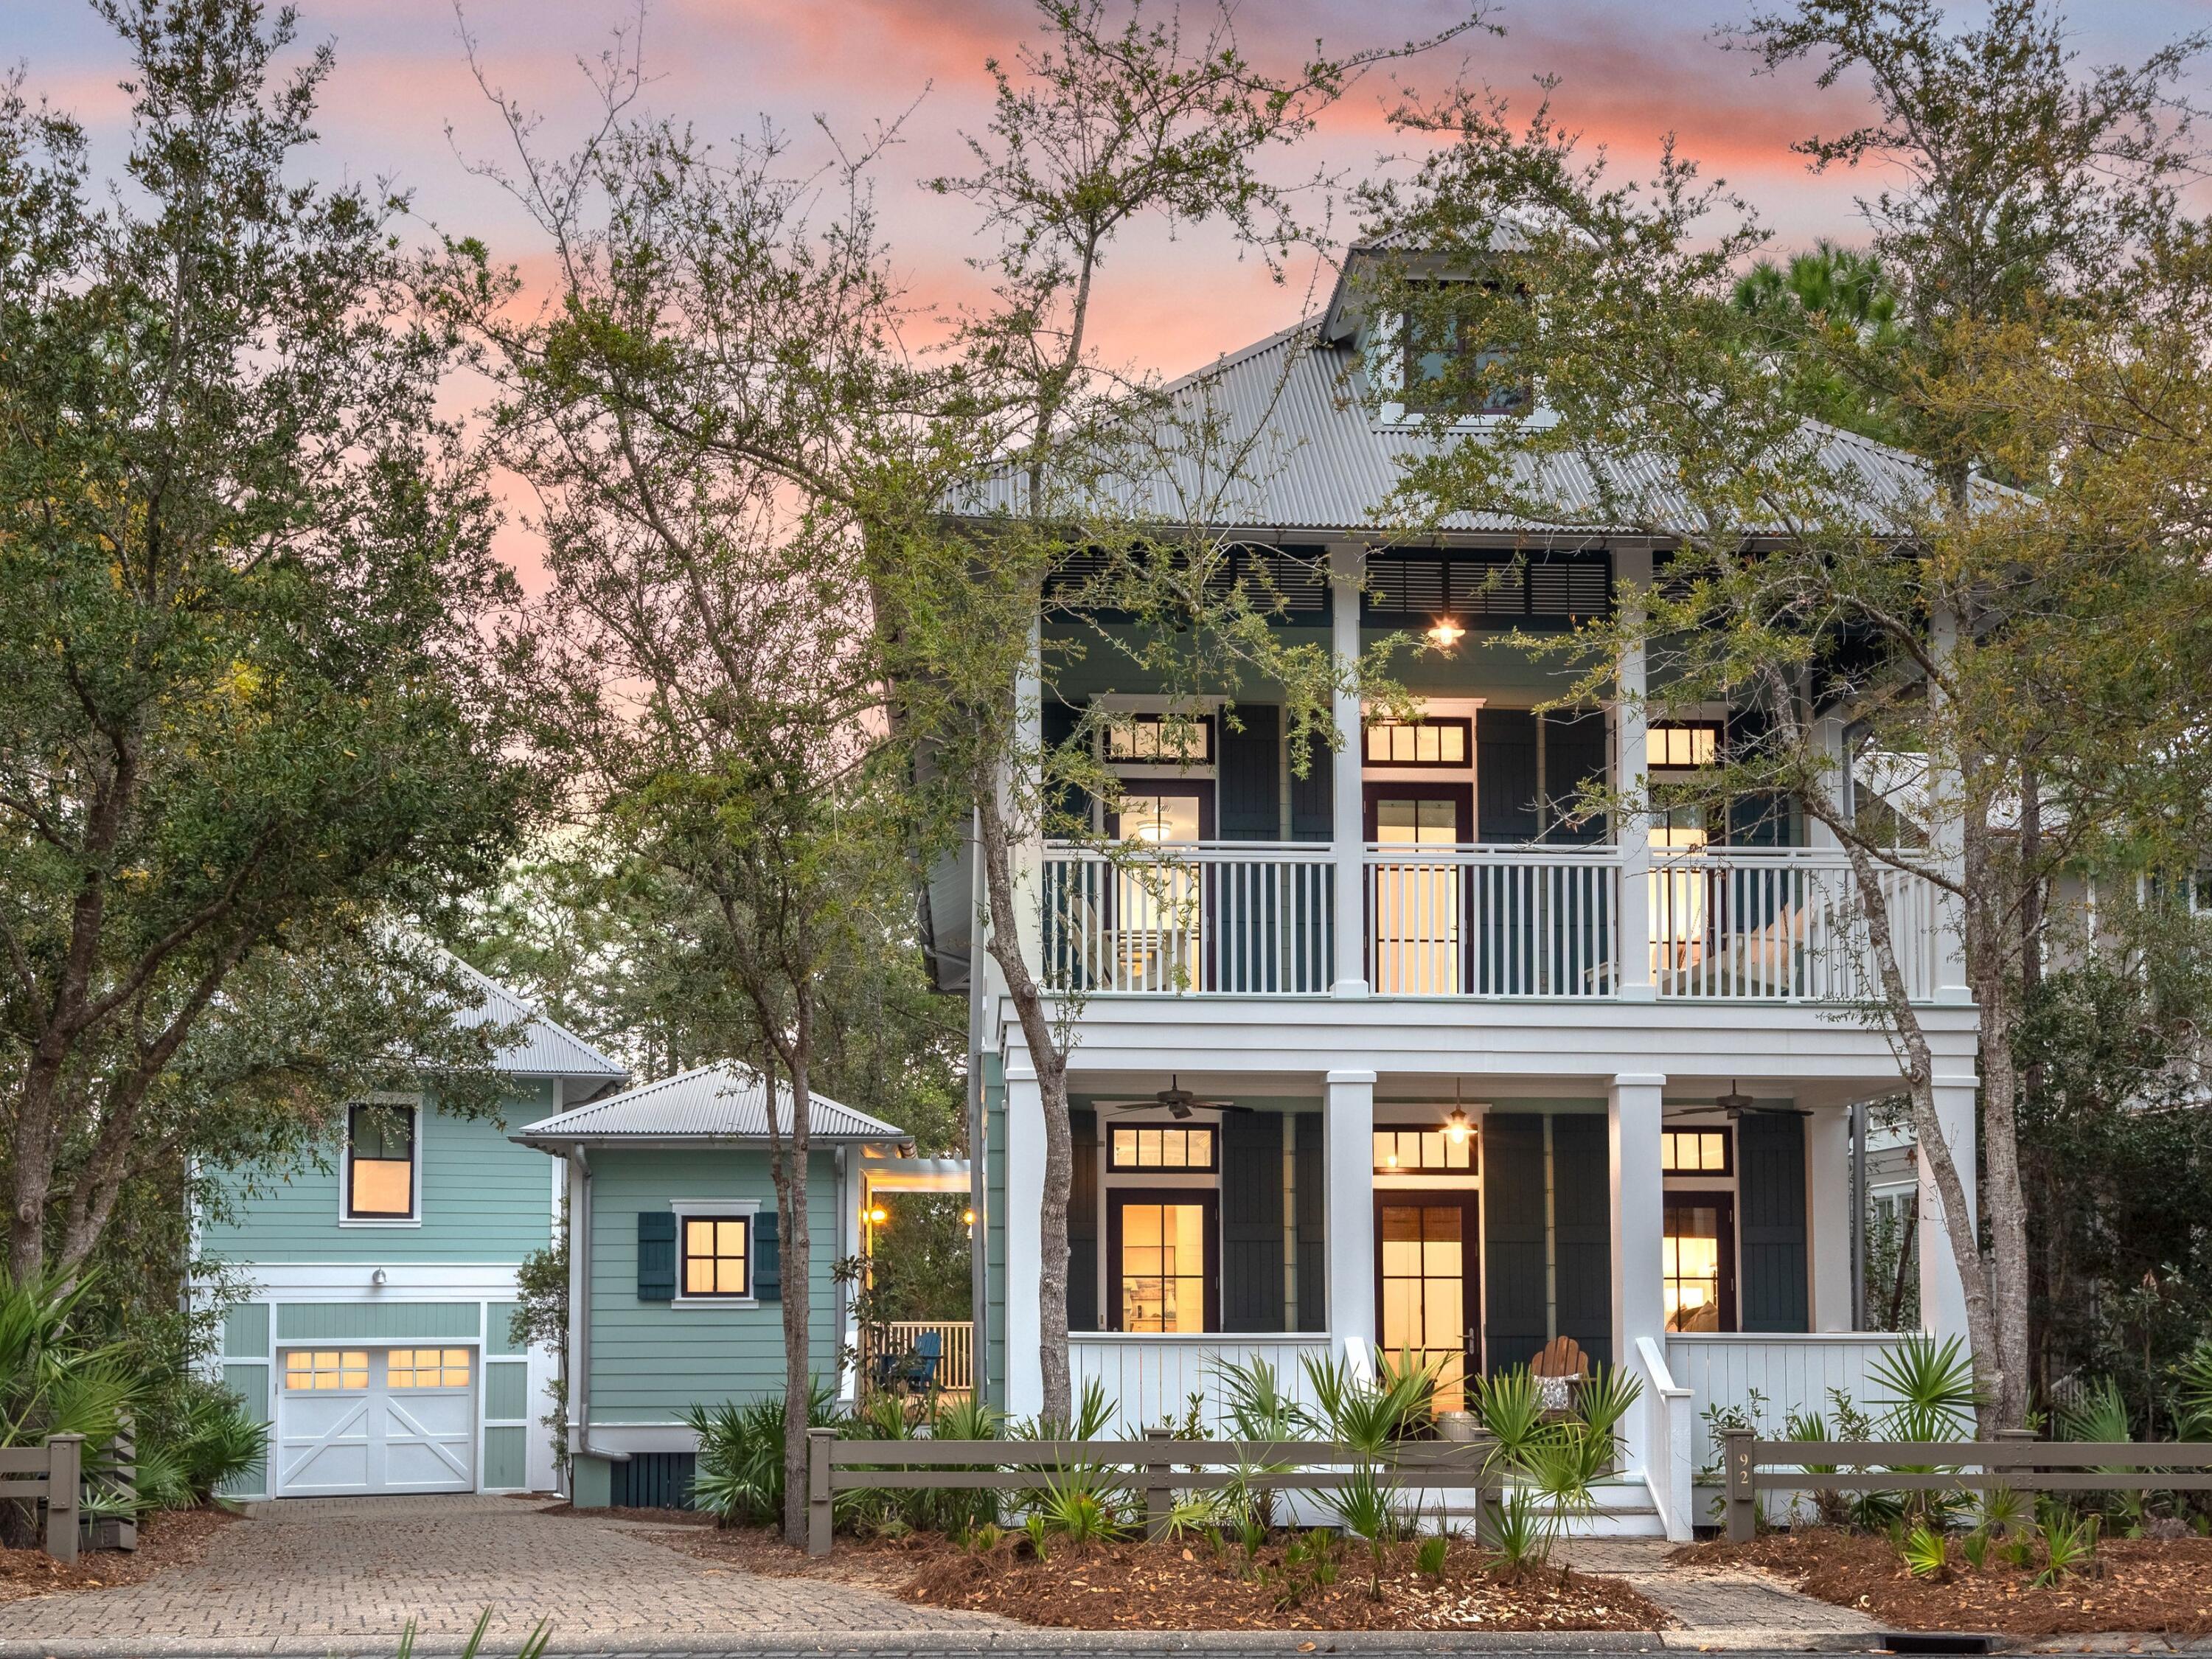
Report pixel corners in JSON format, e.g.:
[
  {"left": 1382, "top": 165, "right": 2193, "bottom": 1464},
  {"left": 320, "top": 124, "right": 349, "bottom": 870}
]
[
  {"left": 804, "top": 1427, "right": 1500, "bottom": 1557},
  {"left": 1722, "top": 1427, "right": 2212, "bottom": 1542},
  {"left": 0, "top": 1435, "right": 87, "bottom": 1565}
]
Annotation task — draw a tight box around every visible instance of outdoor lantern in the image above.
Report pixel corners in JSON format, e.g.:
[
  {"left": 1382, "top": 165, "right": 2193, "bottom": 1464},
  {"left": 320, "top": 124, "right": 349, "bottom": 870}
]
[
  {"left": 867, "top": 1205, "right": 888, "bottom": 1225},
  {"left": 1446, "top": 1106, "right": 1470, "bottom": 1145},
  {"left": 962, "top": 1208, "right": 975, "bottom": 1227},
  {"left": 1426, "top": 616, "right": 1467, "bottom": 649}
]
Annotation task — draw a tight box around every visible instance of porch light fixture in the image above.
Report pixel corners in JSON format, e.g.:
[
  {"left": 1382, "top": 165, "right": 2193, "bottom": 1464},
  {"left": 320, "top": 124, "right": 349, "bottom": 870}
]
[
  {"left": 867, "top": 1205, "right": 888, "bottom": 1225},
  {"left": 962, "top": 1208, "right": 975, "bottom": 1228},
  {"left": 1425, "top": 616, "right": 1467, "bottom": 650},
  {"left": 1447, "top": 1082, "right": 1470, "bottom": 1144}
]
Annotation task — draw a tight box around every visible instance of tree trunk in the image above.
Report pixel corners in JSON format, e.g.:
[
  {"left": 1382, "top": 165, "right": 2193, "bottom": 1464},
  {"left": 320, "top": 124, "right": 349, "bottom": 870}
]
[
  {"left": 1964, "top": 811, "right": 2032, "bottom": 1428},
  {"left": 973, "top": 785, "right": 1073, "bottom": 1424},
  {"left": 778, "top": 1008, "right": 814, "bottom": 1548}
]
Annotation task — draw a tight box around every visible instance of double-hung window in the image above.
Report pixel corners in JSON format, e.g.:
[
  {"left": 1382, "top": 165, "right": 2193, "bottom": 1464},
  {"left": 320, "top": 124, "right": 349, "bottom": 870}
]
[
  {"left": 345, "top": 1102, "right": 417, "bottom": 1220},
  {"left": 681, "top": 1217, "right": 751, "bottom": 1298}
]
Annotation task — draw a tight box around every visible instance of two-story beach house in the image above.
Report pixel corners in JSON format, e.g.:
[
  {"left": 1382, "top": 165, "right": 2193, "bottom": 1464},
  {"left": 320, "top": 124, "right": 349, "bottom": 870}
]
[
  {"left": 925, "top": 243, "right": 1983, "bottom": 1540},
  {"left": 201, "top": 959, "right": 627, "bottom": 1501}
]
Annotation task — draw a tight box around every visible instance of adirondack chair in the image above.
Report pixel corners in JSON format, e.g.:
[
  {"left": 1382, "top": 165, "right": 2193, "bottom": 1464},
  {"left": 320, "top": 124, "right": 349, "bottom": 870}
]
[
  {"left": 872, "top": 1330, "right": 942, "bottom": 1398},
  {"left": 1528, "top": 1335, "right": 1589, "bottom": 1416}
]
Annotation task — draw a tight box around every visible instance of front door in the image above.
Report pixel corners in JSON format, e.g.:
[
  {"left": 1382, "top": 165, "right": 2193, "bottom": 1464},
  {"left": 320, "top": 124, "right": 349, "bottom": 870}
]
[
  {"left": 1365, "top": 785, "right": 1472, "bottom": 994},
  {"left": 1663, "top": 1192, "right": 1737, "bottom": 1332},
  {"left": 1375, "top": 1193, "right": 1481, "bottom": 1411}
]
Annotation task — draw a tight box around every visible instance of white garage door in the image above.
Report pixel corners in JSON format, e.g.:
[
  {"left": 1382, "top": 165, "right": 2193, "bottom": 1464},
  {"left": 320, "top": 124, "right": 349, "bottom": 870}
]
[{"left": 276, "top": 1346, "right": 476, "bottom": 1497}]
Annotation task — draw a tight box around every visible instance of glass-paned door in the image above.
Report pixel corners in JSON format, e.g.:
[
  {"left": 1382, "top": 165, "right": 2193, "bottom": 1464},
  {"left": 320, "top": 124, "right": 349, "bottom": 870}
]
[
  {"left": 1109, "top": 1190, "right": 1219, "bottom": 1332},
  {"left": 1367, "top": 786, "right": 1470, "bottom": 995},
  {"left": 1110, "top": 789, "right": 1212, "bottom": 990},
  {"left": 1376, "top": 1195, "right": 1480, "bottom": 1411},
  {"left": 1663, "top": 1193, "right": 1736, "bottom": 1332}
]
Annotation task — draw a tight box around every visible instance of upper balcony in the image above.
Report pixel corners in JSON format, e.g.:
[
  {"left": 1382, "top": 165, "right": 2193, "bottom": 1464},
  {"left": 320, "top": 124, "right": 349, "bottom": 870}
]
[{"left": 1039, "top": 838, "right": 1944, "bottom": 1005}]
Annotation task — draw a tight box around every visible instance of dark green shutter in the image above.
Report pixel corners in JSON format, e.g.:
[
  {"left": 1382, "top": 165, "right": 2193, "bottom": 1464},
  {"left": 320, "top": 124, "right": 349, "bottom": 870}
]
[
  {"left": 754, "top": 1211, "right": 782, "bottom": 1304},
  {"left": 1725, "top": 705, "right": 1790, "bottom": 846},
  {"left": 1219, "top": 705, "right": 1280, "bottom": 840},
  {"left": 1042, "top": 696, "right": 1087, "bottom": 833},
  {"left": 637, "top": 1212, "right": 676, "bottom": 1302},
  {"left": 1540, "top": 709, "right": 1608, "bottom": 844},
  {"left": 1738, "top": 1113, "right": 1809, "bottom": 1332},
  {"left": 1290, "top": 742, "right": 1332, "bottom": 841},
  {"left": 1483, "top": 1114, "right": 1548, "bottom": 1370},
  {"left": 1477, "top": 709, "right": 1540, "bottom": 841},
  {"left": 1221, "top": 1112, "right": 1287, "bottom": 1332},
  {"left": 1550, "top": 1116, "right": 1613, "bottom": 1365},
  {"left": 1068, "top": 1110, "right": 1099, "bottom": 1332},
  {"left": 1294, "top": 1113, "right": 1326, "bottom": 1331}
]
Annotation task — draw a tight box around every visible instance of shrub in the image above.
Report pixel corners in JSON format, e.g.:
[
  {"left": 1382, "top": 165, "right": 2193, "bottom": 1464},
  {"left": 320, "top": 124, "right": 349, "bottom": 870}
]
[{"left": 684, "top": 1382, "right": 842, "bottom": 1526}]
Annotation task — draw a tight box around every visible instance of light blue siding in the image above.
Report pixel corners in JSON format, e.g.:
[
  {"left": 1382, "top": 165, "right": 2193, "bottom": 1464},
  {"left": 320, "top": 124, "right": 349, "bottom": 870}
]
[
  {"left": 201, "top": 1079, "right": 562, "bottom": 1265},
  {"left": 484, "top": 1426, "right": 527, "bottom": 1489},
  {"left": 223, "top": 1303, "right": 270, "bottom": 1358},
  {"left": 487, "top": 1302, "right": 524, "bottom": 1356},
  {"left": 585, "top": 1148, "right": 841, "bottom": 1425},
  {"left": 484, "top": 1360, "right": 529, "bottom": 1421},
  {"left": 274, "top": 1302, "right": 481, "bottom": 1343},
  {"left": 219, "top": 1362, "right": 270, "bottom": 1498}
]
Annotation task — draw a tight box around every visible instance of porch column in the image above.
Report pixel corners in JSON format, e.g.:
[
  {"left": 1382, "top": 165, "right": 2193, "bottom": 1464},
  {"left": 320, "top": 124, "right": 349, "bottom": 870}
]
[
  {"left": 1012, "top": 615, "right": 1045, "bottom": 966},
  {"left": 1928, "top": 604, "right": 1971, "bottom": 1003},
  {"left": 1613, "top": 549, "right": 1654, "bottom": 999},
  {"left": 1003, "top": 1054, "right": 1046, "bottom": 1418},
  {"left": 1328, "top": 543, "right": 1368, "bottom": 997},
  {"left": 1325, "top": 1069, "right": 1376, "bottom": 1364},
  {"left": 1919, "top": 1074, "right": 1978, "bottom": 1347},
  {"left": 1609, "top": 1074, "right": 1666, "bottom": 1466},
  {"left": 1806, "top": 1106, "right": 1853, "bottom": 1330}
]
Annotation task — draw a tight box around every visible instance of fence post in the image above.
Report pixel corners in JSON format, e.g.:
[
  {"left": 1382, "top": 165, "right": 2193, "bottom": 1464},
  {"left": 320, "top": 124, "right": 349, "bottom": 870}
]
[
  {"left": 111, "top": 1414, "right": 138, "bottom": 1553},
  {"left": 806, "top": 1428, "right": 834, "bottom": 1558},
  {"left": 1994, "top": 1426, "right": 2037, "bottom": 1506},
  {"left": 1142, "top": 1427, "right": 1177, "bottom": 1542},
  {"left": 1469, "top": 1428, "right": 1500, "bottom": 1547},
  {"left": 1721, "top": 1427, "right": 1756, "bottom": 1543},
  {"left": 45, "top": 1433, "right": 83, "bottom": 1565}
]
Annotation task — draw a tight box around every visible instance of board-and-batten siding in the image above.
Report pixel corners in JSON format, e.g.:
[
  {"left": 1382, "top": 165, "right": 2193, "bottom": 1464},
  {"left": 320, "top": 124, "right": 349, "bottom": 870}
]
[
  {"left": 586, "top": 1147, "right": 840, "bottom": 1423},
  {"left": 199, "top": 1079, "right": 562, "bottom": 1265}
]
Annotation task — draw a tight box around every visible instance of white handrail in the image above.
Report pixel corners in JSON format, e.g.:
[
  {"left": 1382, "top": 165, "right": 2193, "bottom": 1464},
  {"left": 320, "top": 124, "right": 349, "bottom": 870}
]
[{"left": 1635, "top": 1335, "right": 1695, "bottom": 1543}]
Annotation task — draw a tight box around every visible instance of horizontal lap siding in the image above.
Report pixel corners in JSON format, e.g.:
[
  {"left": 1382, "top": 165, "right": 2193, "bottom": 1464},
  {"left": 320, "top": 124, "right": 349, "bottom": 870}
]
[
  {"left": 201, "top": 1080, "right": 561, "bottom": 1265},
  {"left": 587, "top": 1147, "right": 841, "bottom": 1423},
  {"left": 274, "top": 1301, "right": 482, "bottom": 1342}
]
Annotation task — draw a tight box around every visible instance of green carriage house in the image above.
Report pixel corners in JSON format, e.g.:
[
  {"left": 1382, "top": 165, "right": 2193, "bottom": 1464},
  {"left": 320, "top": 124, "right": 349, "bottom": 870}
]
[
  {"left": 199, "top": 959, "right": 628, "bottom": 1500},
  {"left": 509, "top": 1060, "right": 910, "bottom": 1509}
]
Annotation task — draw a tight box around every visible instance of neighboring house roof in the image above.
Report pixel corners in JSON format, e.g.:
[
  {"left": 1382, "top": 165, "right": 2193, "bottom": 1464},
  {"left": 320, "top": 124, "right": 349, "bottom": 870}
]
[
  {"left": 950, "top": 314, "right": 1988, "bottom": 539},
  {"left": 444, "top": 952, "right": 627, "bottom": 1080},
  {"left": 511, "top": 1060, "right": 908, "bottom": 1147}
]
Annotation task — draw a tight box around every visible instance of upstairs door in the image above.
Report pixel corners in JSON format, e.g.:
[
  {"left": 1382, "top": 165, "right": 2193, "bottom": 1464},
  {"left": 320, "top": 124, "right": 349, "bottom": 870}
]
[
  {"left": 1107, "top": 787, "right": 1214, "bottom": 990},
  {"left": 1365, "top": 785, "right": 1471, "bottom": 994},
  {"left": 1374, "top": 1192, "right": 1481, "bottom": 1411}
]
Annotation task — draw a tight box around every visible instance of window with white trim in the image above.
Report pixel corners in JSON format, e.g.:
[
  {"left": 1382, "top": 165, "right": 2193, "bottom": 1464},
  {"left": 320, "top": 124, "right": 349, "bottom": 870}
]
[
  {"left": 345, "top": 1102, "right": 417, "bottom": 1220},
  {"left": 681, "top": 1216, "right": 751, "bottom": 1298}
]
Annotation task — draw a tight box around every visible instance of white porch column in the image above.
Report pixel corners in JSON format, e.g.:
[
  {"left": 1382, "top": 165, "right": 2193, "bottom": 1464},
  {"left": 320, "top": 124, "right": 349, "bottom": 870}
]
[
  {"left": 1806, "top": 1105, "right": 1853, "bottom": 1331},
  {"left": 1928, "top": 604, "right": 1971, "bottom": 1003},
  {"left": 1609, "top": 1074, "right": 1666, "bottom": 1465},
  {"left": 1328, "top": 543, "right": 1369, "bottom": 998},
  {"left": 1003, "top": 1055, "right": 1046, "bottom": 1418},
  {"left": 1919, "top": 1074, "right": 1979, "bottom": 1346},
  {"left": 1613, "top": 549, "right": 1654, "bottom": 1000},
  {"left": 1325, "top": 1069, "right": 1377, "bottom": 1363}
]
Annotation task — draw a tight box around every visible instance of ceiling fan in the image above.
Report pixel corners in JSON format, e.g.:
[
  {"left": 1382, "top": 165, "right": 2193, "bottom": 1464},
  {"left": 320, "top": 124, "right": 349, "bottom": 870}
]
[
  {"left": 1096, "top": 1076, "right": 1252, "bottom": 1119},
  {"left": 1664, "top": 1081, "right": 1813, "bottom": 1121}
]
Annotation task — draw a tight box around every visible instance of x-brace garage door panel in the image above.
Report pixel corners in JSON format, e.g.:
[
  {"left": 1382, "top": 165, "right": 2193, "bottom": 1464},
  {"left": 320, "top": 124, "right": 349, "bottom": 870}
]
[{"left": 276, "top": 1347, "right": 476, "bottom": 1497}]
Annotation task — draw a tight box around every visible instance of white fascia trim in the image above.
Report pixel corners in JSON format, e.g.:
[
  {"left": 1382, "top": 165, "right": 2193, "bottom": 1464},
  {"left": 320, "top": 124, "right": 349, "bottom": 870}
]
[
  {"left": 574, "top": 1422, "right": 703, "bottom": 1454},
  {"left": 213, "top": 1265, "right": 526, "bottom": 1295}
]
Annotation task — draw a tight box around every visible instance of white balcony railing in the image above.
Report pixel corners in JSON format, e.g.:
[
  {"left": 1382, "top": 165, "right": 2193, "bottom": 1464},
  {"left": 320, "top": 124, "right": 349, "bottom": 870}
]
[
  {"left": 1037, "top": 841, "right": 1943, "bottom": 1004},
  {"left": 1041, "top": 843, "right": 1335, "bottom": 995}
]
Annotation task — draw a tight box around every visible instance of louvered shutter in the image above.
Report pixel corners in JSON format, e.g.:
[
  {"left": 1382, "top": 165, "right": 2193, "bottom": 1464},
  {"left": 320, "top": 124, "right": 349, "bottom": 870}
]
[{"left": 637, "top": 1213, "right": 676, "bottom": 1302}]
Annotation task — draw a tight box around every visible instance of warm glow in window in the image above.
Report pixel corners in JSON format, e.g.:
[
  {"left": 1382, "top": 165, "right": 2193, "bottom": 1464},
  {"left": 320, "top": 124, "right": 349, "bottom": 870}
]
[
  {"left": 1366, "top": 721, "right": 1468, "bottom": 766},
  {"left": 388, "top": 1348, "right": 471, "bottom": 1388},
  {"left": 1372, "top": 1129, "right": 1475, "bottom": 1173},
  {"left": 1106, "top": 716, "right": 1209, "bottom": 762},
  {"left": 1109, "top": 1126, "right": 1217, "bottom": 1171},
  {"left": 1115, "top": 794, "right": 1205, "bottom": 845},
  {"left": 1664, "top": 1207, "right": 1725, "bottom": 1332},
  {"left": 284, "top": 1350, "right": 369, "bottom": 1391},
  {"left": 347, "top": 1102, "right": 415, "bottom": 1219},
  {"left": 1120, "top": 1203, "right": 1208, "bottom": 1332},
  {"left": 1661, "top": 1130, "right": 1730, "bottom": 1173},
  {"left": 682, "top": 1217, "right": 751, "bottom": 1297},
  {"left": 1646, "top": 725, "right": 1719, "bottom": 769}
]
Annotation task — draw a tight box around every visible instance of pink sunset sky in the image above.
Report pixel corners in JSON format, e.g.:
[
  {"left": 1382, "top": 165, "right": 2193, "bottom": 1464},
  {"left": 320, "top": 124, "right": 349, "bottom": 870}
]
[{"left": 17, "top": 0, "right": 2211, "bottom": 585}]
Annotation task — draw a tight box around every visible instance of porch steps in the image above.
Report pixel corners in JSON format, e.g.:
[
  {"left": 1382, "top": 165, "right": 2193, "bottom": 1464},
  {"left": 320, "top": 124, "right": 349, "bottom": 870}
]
[{"left": 1417, "top": 1478, "right": 1669, "bottom": 1540}]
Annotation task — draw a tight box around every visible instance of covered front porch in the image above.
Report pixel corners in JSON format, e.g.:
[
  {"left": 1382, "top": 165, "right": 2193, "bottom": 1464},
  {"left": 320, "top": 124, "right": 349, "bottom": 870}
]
[{"left": 987, "top": 1065, "right": 1975, "bottom": 1538}]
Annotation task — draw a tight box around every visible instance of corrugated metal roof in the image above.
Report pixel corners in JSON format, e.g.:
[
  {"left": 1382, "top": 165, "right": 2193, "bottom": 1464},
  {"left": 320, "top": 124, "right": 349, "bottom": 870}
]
[
  {"left": 952, "top": 318, "right": 1986, "bottom": 537},
  {"left": 443, "top": 953, "right": 627, "bottom": 1079},
  {"left": 512, "top": 1060, "right": 906, "bottom": 1145}
]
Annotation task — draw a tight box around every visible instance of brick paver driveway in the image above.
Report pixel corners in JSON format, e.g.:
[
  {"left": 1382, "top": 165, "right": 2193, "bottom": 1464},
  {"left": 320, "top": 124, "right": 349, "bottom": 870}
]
[{"left": 0, "top": 1495, "right": 1008, "bottom": 1655}]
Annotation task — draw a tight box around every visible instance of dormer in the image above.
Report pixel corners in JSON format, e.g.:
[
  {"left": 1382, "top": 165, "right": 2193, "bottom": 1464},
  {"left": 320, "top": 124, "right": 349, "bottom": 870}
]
[{"left": 1321, "top": 228, "right": 1542, "bottom": 425}]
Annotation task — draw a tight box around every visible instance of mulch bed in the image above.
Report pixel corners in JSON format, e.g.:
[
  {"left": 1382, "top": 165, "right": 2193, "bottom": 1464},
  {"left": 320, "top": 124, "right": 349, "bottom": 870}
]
[
  {"left": 901, "top": 1535, "right": 1667, "bottom": 1631},
  {"left": 0, "top": 1505, "right": 237, "bottom": 1606},
  {"left": 1677, "top": 1527, "right": 2212, "bottom": 1635},
  {"left": 566, "top": 1508, "right": 1666, "bottom": 1630}
]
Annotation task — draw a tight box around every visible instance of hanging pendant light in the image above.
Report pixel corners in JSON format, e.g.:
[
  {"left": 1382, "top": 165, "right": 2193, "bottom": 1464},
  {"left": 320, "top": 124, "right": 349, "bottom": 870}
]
[{"left": 1446, "top": 1078, "right": 1471, "bottom": 1145}]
